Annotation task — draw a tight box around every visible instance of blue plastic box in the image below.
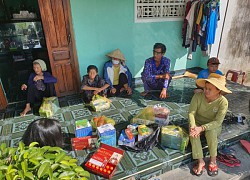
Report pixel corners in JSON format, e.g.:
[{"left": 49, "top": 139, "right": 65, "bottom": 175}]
[
  {"left": 97, "top": 123, "right": 116, "bottom": 147},
  {"left": 75, "top": 119, "right": 92, "bottom": 137}
]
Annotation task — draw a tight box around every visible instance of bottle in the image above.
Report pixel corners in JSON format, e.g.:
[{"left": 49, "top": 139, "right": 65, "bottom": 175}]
[{"left": 236, "top": 114, "right": 246, "bottom": 125}]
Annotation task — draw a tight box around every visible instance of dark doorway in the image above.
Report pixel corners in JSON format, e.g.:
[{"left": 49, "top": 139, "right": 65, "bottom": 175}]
[
  {"left": 0, "top": 0, "right": 80, "bottom": 110},
  {"left": 0, "top": 0, "right": 51, "bottom": 104}
]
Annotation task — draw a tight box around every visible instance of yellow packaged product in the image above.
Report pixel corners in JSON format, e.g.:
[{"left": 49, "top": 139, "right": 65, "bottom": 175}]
[
  {"left": 138, "top": 125, "right": 150, "bottom": 136},
  {"left": 90, "top": 95, "right": 111, "bottom": 112}
]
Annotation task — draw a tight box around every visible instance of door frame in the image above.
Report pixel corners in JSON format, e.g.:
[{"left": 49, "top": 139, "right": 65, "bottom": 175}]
[{"left": 66, "top": 0, "right": 81, "bottom": 93}]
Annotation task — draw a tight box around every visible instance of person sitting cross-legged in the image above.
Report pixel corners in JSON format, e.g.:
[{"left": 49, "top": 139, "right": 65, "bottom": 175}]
[
  {"left": 141, "top": 43, "right": 171, "bottom": 99},
  {"left": 103, "top": 49, "right": 132, "bottom": 97},
  {"left": 81, "top": 65, "right": 110, "bottom": 103}
]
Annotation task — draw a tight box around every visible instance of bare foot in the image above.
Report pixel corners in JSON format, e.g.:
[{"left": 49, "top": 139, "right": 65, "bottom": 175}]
[
  {"left": 126, "top": 87, "right": 132, "bottom": 95},
  {"left": 140, "top": 91, "right": 148, "bottom": 96},
  {"left": 20, "top": 106, "right": 31, "bottom": 116},
  {"left": 120, "top": 87, "right": 125, "bottom": 93},
  {"left": 193, "top": 161, "right": 205, "bottom": 176}
]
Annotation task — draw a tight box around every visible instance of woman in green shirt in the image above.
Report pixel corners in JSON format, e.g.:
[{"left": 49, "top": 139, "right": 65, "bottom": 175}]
[{"left": 189, "top": 73, "right": 232, "bottom": 176}]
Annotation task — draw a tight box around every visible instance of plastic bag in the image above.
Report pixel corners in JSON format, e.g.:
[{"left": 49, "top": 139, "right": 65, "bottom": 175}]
[
  {"left": 89, "top": 95, "right": 111, "bottom": 111},
  {"left": 161, "top": 125, "right": 189, "bottom": 154},
  {"left": 119, "top": 124, "right": 160, "bottom": 152},
  {"left": 132, "top": 105, "right": 170, "bottom": 125},
  {"left": 90, "top": 115, "right": 116, "bottom": 130},
  {"left": 39, "top": 96, "right": 60, "bottom": 117}
]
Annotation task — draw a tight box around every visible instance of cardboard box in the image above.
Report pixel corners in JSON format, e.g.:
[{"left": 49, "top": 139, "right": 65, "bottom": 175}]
[
  {"left": 75, "top": 119, "right": 92, "bottom": 137},
  {"left": 71, "top": 136, "right": 97, "bottom": 150},
  {"left": 84, "top": 143, "right": 124, "bottom": 179},
  {"left": 97, "top": 123, "right": 116, "bottom": 147}
]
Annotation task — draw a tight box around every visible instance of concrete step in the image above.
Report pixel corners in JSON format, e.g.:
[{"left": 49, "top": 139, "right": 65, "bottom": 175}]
[{"left": 151, "top": 143, "right": 250, "bottom": 180}]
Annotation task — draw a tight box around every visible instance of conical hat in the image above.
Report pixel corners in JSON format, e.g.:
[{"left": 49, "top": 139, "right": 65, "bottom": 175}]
[
  {"left": 106, "top": 49, "right": 126, "bottom": 61},
  {"left": 196, "top": 73, "right": 232, "bottom": 94}
]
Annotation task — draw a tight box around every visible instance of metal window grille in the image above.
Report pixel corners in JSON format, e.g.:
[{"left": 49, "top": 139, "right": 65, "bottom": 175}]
[{"left": 135, "top": 0, "right": 186, "bottom": 22}]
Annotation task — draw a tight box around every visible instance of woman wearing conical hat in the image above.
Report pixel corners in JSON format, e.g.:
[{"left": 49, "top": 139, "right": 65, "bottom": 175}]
[
  {"left": 103, "top": 49, "right": 132, "bottom": 96},
  {"left": 189, "top": 73, "right": 232, "bottom": 176}
]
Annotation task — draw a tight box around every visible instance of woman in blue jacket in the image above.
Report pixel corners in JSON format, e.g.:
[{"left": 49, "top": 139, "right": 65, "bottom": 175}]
[
  {"left": 20, "top": 59, "right": 57, "bottom": 116},
  {"left": 103, "top": 49, "right": 132, "bottom": 96}
]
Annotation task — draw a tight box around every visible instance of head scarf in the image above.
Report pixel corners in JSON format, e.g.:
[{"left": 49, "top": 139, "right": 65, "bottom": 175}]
[{"left": 33, "top": 59, "right": 47, "bottom": 71}]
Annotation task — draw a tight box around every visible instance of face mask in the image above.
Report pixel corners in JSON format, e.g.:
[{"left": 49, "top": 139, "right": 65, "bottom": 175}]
[{"left": 112, "top": 59, "right": 120, "bottom": 65}]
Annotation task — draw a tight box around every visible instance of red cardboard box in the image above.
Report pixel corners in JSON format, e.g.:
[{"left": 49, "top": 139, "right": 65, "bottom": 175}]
[
  {"left": 84, "top": 143, "right": 124, "bottom": 179},
  {"left": 71, "top": 136, "right": 97, "bottom": 150}
]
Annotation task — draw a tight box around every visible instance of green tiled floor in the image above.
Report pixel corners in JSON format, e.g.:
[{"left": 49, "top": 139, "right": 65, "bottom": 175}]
[{"left": 0, "top": 77, "right": 250, "bottom": 180}]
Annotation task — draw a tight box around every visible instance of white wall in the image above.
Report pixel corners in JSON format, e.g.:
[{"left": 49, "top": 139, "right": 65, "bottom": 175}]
[{"left": 215, "top": 0, "right": 250, "bottom": 84}]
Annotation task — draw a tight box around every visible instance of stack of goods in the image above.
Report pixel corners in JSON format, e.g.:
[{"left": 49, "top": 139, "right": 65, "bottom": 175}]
[
  {"left": 39, "top": 96, "right": 60, "bottom": 117},
  {"left": 84, "top": 143, "right": 124, "bottom": 179},
  {"left": 71, "top": 136, "right": 97, "bottom": 151},
  {"left": 71, "top": 119, "right": 96, "bottom": 151},
  {"left": 132, "top": 105, "right": 170, "bottom": 125},
  {"left": 97, "top": 124, "right": 116, "bottom": 147},
  {"left": 75, "top": 119, "right": 92, "bottom": 137},
  {"left": 161, "top": 125, "right": 189, "bottom": 154},
  {"left": 90, "top": 95, "right": 111, "bottom": 112},
  {"left": 118, "top": 123, "right": 160, "bottom": 152}
]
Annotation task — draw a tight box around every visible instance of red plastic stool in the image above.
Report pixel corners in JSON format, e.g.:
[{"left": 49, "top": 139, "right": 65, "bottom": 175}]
[{"left": 226, "top": 70, "right": 246, "bottom": 85}]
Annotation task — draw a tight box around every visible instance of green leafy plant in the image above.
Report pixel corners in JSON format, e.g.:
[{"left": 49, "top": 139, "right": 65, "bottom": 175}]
[{"left": 0, "top": 142, "right": 90, "bottom": 180}]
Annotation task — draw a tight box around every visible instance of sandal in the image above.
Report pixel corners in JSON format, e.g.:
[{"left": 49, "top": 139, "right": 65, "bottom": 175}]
[
  {"left": 217, "top": 153, "right": 241, "bottom": 167},
  {"left": 192, "top": 162, "right": 205, "bottom": 176},
  {"left": 217, "top": 155, "right": 235, "bottom": 167},
  {"left": 240, "top": 140, "right": 250, "bottom": 154},
  {"left": 208, "top": 162, "right": 219, "bottom": 177},
  {"left": 219, "top": 147, "right": 236, "bottom": 156}
]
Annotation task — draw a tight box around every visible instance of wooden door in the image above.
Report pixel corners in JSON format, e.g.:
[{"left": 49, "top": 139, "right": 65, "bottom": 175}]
[{"left": 38, "top": 0, "right": 80, "bottom": 97}]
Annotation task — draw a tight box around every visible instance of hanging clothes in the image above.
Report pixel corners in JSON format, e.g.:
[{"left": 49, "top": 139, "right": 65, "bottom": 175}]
[
  {"left": 182, "top": 0, "right": 192, "bottom": 48},
  {"left": 206, "top": 2, "right": 219, "bottom": 45},
  {"left": 182, "top": 0, "right": 220, "bottom": 59}
]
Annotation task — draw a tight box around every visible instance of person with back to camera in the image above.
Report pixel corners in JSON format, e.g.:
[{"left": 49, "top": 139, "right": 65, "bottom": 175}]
[
  {"left": 22, "top": 118, "right": 63, "bottom": 148},
  {"left": 189, "top": 73, "right": 232, "bottom": 176},
  {"left": 81, "top": 65, "right": 110, "bottom": 103},
  {"left": 141, "top": 43, "right": 171, "bottom": 99},
  {"left": 103, "top": 49, "right": 133, "bottom": 96},
  {"left": 194, "top": 57, "right": 223, "bottom": 93},
  {"left": 20, "top": 59, "right": 57, "bottom": 116}
]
